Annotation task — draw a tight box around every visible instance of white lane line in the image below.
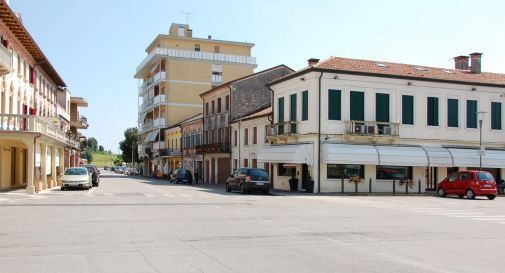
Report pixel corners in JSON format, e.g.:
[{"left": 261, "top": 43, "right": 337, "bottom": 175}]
[
  {"left": 87, "top": 187, "right": 98, "bottom": 195},
  {"left": 179, "top": 194, "right": 192, "bottom": 197},
  {"left": 470, "top": 218, "right": 505, "bottom": 221},
  {"left": 326, "top": 237, "right": 350, "bottom": 246},
  {"left": 163, "top": 194, "right": 174, "bottom": 197},
  {"left": 288, "top": 227, "right": 306, "bottom": 233},
  {"left": 0, "top": 197, "right": 8, "bottom": 202}
]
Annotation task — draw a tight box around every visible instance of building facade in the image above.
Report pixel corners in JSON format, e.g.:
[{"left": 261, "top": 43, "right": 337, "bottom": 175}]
[
  {"left": 135, "top": 23, "right": 256, "bottom": 176},
  {"left": 181, "top": 113, "right": 203, "bottom": 183},
  {"left": 230, "top": 107, "right": 272, "bottom": 173},
  {"left": 198, "top": 65, "right": 293, "bottom": 184},
  {"left": 260, "top": 56, "right": 505, "bottom": 193},
  {"left": 0, "top": 1, "right": 87, "bottom": 193}
]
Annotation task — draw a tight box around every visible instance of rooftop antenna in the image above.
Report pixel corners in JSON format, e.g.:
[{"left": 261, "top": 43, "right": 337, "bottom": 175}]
[{"left": 181, "top": 11, "right": 195, "bottom": 25}]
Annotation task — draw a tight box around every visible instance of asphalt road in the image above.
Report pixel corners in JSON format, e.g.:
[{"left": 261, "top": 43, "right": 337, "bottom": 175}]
[{"left": 0, "top": 171, "right": 504, "bottom": 273}]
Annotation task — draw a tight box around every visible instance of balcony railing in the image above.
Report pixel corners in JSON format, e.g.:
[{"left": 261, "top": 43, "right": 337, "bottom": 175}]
[
  {"left": 0, "top": 114, "right": 79, "bottom": 147},
  {"left": 71, "top": 115, "right": 88, "bottom": 129},
  {"left": 140, "top": 94, "right": 166, "bottom": 112},
  {"left": 196, "top": 142, "right": 230, "bottom": 154},
  {"left": 0, "top": 44, "right": 13, "bottom": 76},
  {"left": 266, "top": 121, "right": 298, "bottom": 137},
  {"left": 152, "top": 141, "right": 166, "bottom": 150},
  {"left": 140, "top": 118, "right": 165, "bottom": 132},
  {"left": 140, "top": 71, "right": 166, "bottom": 90},
  {"left": 345, "top": 120, "right": 400, "bottom": 137},
  {"left": 159, "top": 148, "right": 182, "bottom": 157},
  {"left": 136, "top": 47, "right": 256, "bottom": 75},
  {"left": 56, "top": 104, "right": 70, "bottom": 121}
]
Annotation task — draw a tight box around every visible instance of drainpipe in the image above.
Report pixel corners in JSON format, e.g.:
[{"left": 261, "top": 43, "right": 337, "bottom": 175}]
[{"left": 317, "top": 72, "right": 323, "bottom": 193}]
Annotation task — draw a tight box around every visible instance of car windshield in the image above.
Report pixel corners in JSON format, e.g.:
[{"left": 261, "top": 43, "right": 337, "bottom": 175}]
[
  {"left": 249, "top": 169, "right": 269, "bottom": 179},
  {"left": 477, "top": 172, "right": 494, "bottom": 181},
  {"left": 65, "top": 168, "right": 87, "bottom": 175}
]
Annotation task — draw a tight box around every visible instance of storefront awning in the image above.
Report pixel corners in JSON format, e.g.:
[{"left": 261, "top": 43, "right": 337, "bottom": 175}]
[
  {"left": 424, "top": 147, "right": 453, "bottom": 167},
  {"left": 375, "top": 145, "right": 428, "bottom": 166},
  {"left": 448, "top": 148, "right": 505, "bottom": 168},
  {"left": 148, "top": 130, "right": 160, "bottom": 142},
  {"left": 322, "top": 144, "right": 379, "bottom": 165},
  {"left": 258, "top": 144, "right": 313, "bottom": 165}
]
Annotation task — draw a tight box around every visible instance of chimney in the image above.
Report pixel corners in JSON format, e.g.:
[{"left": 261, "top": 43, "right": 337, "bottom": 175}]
[
  {"left": 454, "top": 55, "right": 469, "bottom": 70},
  {"left": 308, "top": 58, "right": 320, "bottom": 67},
  {"left": 208, "top": 35, "right": 212, "bottom": 40},
  {"left": 470, "top": 52, "right": 482, "bottom": 74}
]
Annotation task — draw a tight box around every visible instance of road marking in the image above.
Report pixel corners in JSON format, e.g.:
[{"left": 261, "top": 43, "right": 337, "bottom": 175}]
[
  {"left": 179, "top": 194, "right": 192, "bottom": 197},
  {"left": 326, "top": 237, "right": 350, "bottom": 246},
  {"left": 87, "top": 187, "right": 98, "bottom": 195},
  {"left": 470, "top": 218, "right": 505, "bottom": 221},
  {"left": 288, "top": 227, "right": 306, "bottom": 232},
  {"left": 163, "top": 194, "right": 174, "bottom": 197}
]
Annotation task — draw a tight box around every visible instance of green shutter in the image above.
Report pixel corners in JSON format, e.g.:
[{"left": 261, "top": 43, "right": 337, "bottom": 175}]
[
  {"left": 402, "top": 95, "right": 414, "bottom": 125},
  {"left": 492, "top": 102, "right": 502, "bottom": 130},
  {"left": 375, "top": 93, "right": 390, "bottom": 122},
  {"left": 328, "top": 89, "right": 341, "bottom": 120},
  {"left": 350, "top": 91, "right": 364, "bottom": 121},
  {"left": 290, "top": 94, "right": 297, "bottom": 121},
  {"left": 447, "top": 99, "right": 459, "bottom": 127},
  {"left": 466, "top": 100, "right": 477, "bottom": 128},
  {"left": 427, "top": 97, "right": 439, "bottom": 126},
  {"left": 278, "top": 97, "right": 284, "bottom": 123},
  {"left": 302, "top": 91, "right": 308, "bottom": 121}
]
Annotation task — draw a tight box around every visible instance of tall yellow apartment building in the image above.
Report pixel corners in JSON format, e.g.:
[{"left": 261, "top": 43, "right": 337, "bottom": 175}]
[{"left": 134, "top": 23, "right": 256, "bottom": 176}]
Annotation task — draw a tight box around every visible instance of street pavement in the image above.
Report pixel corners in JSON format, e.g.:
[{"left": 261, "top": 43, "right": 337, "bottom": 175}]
[{"left": 0, "top": 171, "right": 504, "bottom": 273}]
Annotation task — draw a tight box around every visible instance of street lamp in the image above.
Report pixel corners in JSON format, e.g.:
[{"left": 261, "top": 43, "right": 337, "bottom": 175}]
[{"left": 477, "top": 111, "right": 487, "bottom": 171}]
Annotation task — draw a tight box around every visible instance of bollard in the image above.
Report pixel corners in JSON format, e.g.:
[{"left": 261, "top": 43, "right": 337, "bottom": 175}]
[
  {"left": 418, "top": 178, "right": 421, "bottom": 194},
  {"left": 355, "top": 181, "right": 358, "bottom": 193},
  {"left": 341, "top": 177, "right": 344, "bottom": 194},
  {"left": 406, "top": 180, "right": 409, "bottom": 194},
  {"left": 369, "top": 177, "right": 372, "bottom": 193},
  {"left": 393, "top": 178, "right": 396, "bottom": 194}
]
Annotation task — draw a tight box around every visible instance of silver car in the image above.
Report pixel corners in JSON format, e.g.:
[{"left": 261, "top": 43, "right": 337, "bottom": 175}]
[{"left": 61, "top": 167, "right": 92, "bottom": 190}]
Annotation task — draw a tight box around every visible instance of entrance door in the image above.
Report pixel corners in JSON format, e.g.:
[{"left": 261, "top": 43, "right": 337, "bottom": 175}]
[
  {"left": 22, "top": 149, "right": 27, "bottom": 184},
  {"left": 301, "top": 164, "right": 309, "bottom": 190},
  {"left": 211, "top": 158, "right": 216, "bottom": 184},
  {"left": 11, "top": 148, "right": 16, "bottom": 186}
]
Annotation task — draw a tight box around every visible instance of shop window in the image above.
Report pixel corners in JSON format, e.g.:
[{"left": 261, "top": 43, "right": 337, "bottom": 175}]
[
  {"left": 447, "top": 167, "right": 459, "bottom": 175},
  {"left": 376, "top": 166, "right": 412, "bottom": 180},
  {"left": 327, "top": 164, "right": 364, "bottom": 179},
  {"left": 278, "top": 163, "right": 295, "bottom": 176}
]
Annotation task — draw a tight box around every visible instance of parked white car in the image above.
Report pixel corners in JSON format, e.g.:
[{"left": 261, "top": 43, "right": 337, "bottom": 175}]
[{"left": 61, "top": 167, "right": 92, "bottom": 190}]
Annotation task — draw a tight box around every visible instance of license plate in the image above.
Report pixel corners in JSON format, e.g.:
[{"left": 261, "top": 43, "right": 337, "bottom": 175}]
[
  {"left": 483, "top": 184, "right": 492, "bottom": 188},
  {"left": 256, "top": 182, "right": 264, "bottom": 186}
]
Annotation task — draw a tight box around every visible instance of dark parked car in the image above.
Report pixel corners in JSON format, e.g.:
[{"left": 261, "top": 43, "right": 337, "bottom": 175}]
[
  {"left": 498, "top": 179, "right": 505, "bottom": 194},
  {"left": 226, "top": 168, "right": 270, "bottom": 195},
  {"left": 169, "top": 169, "right": 193, "bottom": 184},
  {"left": 82, "top": 164, "right": 100, "bottom": 187}
]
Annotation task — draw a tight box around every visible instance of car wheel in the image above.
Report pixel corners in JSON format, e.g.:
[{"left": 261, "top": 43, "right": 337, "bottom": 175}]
[
  {"left": 61, "top": 187, "right": 65, "bottom": 191},
  {"left": 437, "top": 188, "right": 446, "bottom": 197},
  {"left": 466, "top": 189, "right": 476, "bottom": 199},
  {"left": 487, "top": 195, "right": 496, "bottom": 200},
  {"left": 240, "top": 184, "right": 246, "bottom": 194},
  {"left": 226, "top": 183, "right": 231, "bottom": 192}
]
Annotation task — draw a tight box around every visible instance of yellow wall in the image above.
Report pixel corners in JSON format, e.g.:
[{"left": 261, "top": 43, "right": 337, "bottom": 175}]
[
  {"left": 149, "top": 36, "right": 252, "bottom": 56},
  {"left": 165, "top": 127, "right": 182, "bottom": 150},
  {"left": 0, "top": 139, "right": 27, "bottom": 189}
]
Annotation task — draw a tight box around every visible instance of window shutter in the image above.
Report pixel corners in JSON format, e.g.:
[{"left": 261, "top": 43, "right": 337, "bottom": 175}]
[
  {"left": 290, "top": 94, "right": 297, "bottom": 121},
  {"left": 402, "top": 95, "right": 414, "bottom": 125},
  {"left": 278, "top": 97, "right": 284, "bottom": 123},
  {"left": 466, "top": 100, "right": 477, "bottom": 128},
  {"left": 492, "top": 102, "right": 502, "bottom": 130},
  {"left": 375, "top": 93, "right": 390, "bottom": 122},
  {"left": 302, "top": 91, "right": 308, "bottom": 121},
  {"left": 447, "top": 99, "right": 459, "bottom": 127},
  {"left": 328, "top": 89, "right": 341, "bottom": 120},
  {"left": 427, "top": 97, "right": 439, "bottom": 126},
  {"left": 350, "top": 91, "right": 364, "bottom": 121}
]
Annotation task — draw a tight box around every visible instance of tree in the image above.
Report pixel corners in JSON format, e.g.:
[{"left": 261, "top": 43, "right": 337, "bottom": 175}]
[
  {"left": 84, "top": 150, "right": 93, "bottom": 163},
  {"left": 113, "top": 156, "right": 123, "bottom": 166},
  {"left": 87, "top": 137, "right": 98, "bottom": 151},
  {"left": 119, "top": 127, "right": 140, "bottom": 163},
  {"left": 99, "top": 145, "right": 104, "bottom": 152}
]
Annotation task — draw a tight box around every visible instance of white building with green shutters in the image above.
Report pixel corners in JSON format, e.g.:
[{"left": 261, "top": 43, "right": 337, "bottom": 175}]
[{"left": 259, "top": 55, "right": 505, "bottom": 193}]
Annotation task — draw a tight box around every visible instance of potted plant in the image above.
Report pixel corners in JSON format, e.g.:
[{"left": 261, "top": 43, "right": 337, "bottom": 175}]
[
  {"left": 288, "top": 173, "right": 298, "bottom": 191},
  {"left": 304, "top": 175, "right": 314, "bottom": 193}
]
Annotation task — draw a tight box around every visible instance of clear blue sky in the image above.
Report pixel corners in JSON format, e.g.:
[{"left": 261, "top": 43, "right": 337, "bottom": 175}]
[{"left": 11, "top": 0, "right": 505, "bottom": 152}]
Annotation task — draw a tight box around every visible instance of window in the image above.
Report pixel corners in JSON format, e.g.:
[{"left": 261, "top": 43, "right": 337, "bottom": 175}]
[
  {"left": 290, "top": 94, "right": 297, "bottom": 121},
  {"left": 225, "top": 95, "right": 229, "bottom": 111},
  {"left": 233, "top": 159, "right": 238, "bottom": 170},
  {"left": 427, "top": 97, "right": 439, "bottom": 126},
  {"left": 244, "top": 159, "right": 248, "bottom": 168},
  {"left": 205, "top": 102, "right": 209, "bottom": 116},
  {"left": 252, "top": 159, "right": 257, "bottom": 168},
  {"left": 350, "top": 91, "right": 365, "bottom": 121},
  {"left": 195, "top": 44, "right": 200, "bottom": 51},
  {"left": 466, "top": 100, "right": 477, "bottom": 128},
  {"left": 278, "top": 97, "right": 284, "bottom": 123},
  {"left": 264, "top": 163, "right": 270, "bottom": 174},
  {"left": 277, "top": 163, "right": 294, "bottom": 176},
  {"left": 327, "top": 164, "right": 364, "bottom": 179},
  {"left": 217, "top": 98, "right": 222, "bottom": 113},
  {"left": 253, "top": 127, "right": 257, "bottom": 144},
  {"left": 376, "top": 166, "right": 412, "bottom": 180},
  {"left": 302, "top": 90, "right": 308, "bottom": 121},
  {"left": 214, "top": 46, "right": 220, "bottom": 53},
  {"left": 375, "top": 93, "right": 390, "bottom": 122},
  {"left": 447, "top": 173, "right": 458, "bottom": 182},
  {"left": 402, "top": 95, "right": 414, "bottom": 125},
  {"left": 212, "top": 71, "right": 223, "bottom": 84},
  {"left": 447, "top": 167, "right": 459, "bottom": 175},
  {"left": 328, "top": 89, "right": 341, "bottom": 120},
  {"left": 491, "top": 102, "right": 502, "bottom": 130},
  {"left": 234, "top": 130, "right": 238, "bottom": 146},
  {"left": 178, "top": 27, "right": 185, "bottom": 37},
  {"left": 212, "top": 101, "right": 215, "bottom": 114},
  {"left": 244, "top": 128, "right": 249, "bottom": 145},
  {"left": 447, "top": 98, "right": 459, "bottom": 128}
]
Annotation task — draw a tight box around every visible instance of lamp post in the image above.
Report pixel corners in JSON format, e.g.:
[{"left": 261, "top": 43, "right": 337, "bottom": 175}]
[{"left": 477, "top": 111, "right": 487, "bottom": 171}]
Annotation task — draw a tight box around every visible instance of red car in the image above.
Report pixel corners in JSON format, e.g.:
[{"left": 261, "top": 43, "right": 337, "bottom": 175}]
[{"left": 437, "top": 170, "right": 497, "bottom": 200}]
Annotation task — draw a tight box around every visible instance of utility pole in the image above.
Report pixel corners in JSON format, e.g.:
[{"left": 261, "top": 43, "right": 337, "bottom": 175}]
[{"left": 477, "top": 111, "right": 487, "bottom": 171}]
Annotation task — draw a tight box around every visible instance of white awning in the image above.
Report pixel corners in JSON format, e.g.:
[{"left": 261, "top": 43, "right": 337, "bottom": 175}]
[
  {"left": 448, "top": 148, "right": 505, "bottom": 168},
  {"left": 258, "top": 144, "right": 313, "bottom": 165},
  {"left": 138, "top": 112, "right": 148, "bottom": 123},
  {"left": 149, "top": 130, "right": 160, "bottom": 142},
  {"left": 424, "top": 147, "right": 453, "bottom": 167},
  {"left": 322, "top": 144, "right": 379, "bottom": 165},
  {"left": 376, "top": 145, "right": 428, "bottom": 166}
]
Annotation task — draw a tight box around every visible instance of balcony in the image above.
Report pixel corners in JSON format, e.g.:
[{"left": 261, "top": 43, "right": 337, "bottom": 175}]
[
  {"left": 140, "top": 94, "right": 166, "bottom": 112},
  {"left": 138, "top": 144, "right": 152, "bottom": 154},
  {"left": 139, "top": 71, "right": 166, "bottom": 94},
  {"left": 140, "top": 118, "right": 165, "bottom": 132},
  {"left": 71, "top": 115, "right": 88, "bottom": 129},
  {"left": 266, "top": 121, "right": 298, "bottom": 137},
  {"left": 56, "top": 104, "right": 70, "bottom": 122},
  {"left": 0, "top": 114, "right": 79, "bottom": 148},
  {"left": 196, "top": 142, "right": 230, "bottom": 154},
  {"left": 135, "top": 48, "right": 256, "bottom": 77},
  {"left": 152, "top": 141, "right": 166, "bottom": 151},
  {"left": 0, "top": 44, "right": 13, "bottom": 76},
  {"left": 345, "top": 120, "right": 400, "bottom": 137},
  {"left": 159, "top": 148, "right": 182, "bottom": 157}
]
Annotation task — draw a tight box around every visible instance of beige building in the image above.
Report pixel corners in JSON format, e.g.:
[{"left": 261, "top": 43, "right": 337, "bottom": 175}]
[
  {"left": 0, "top": 1, "right": 88, "bottom": 193},
  {"left": 134, "top": 23, "right": 256, "bottom": 176}
]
